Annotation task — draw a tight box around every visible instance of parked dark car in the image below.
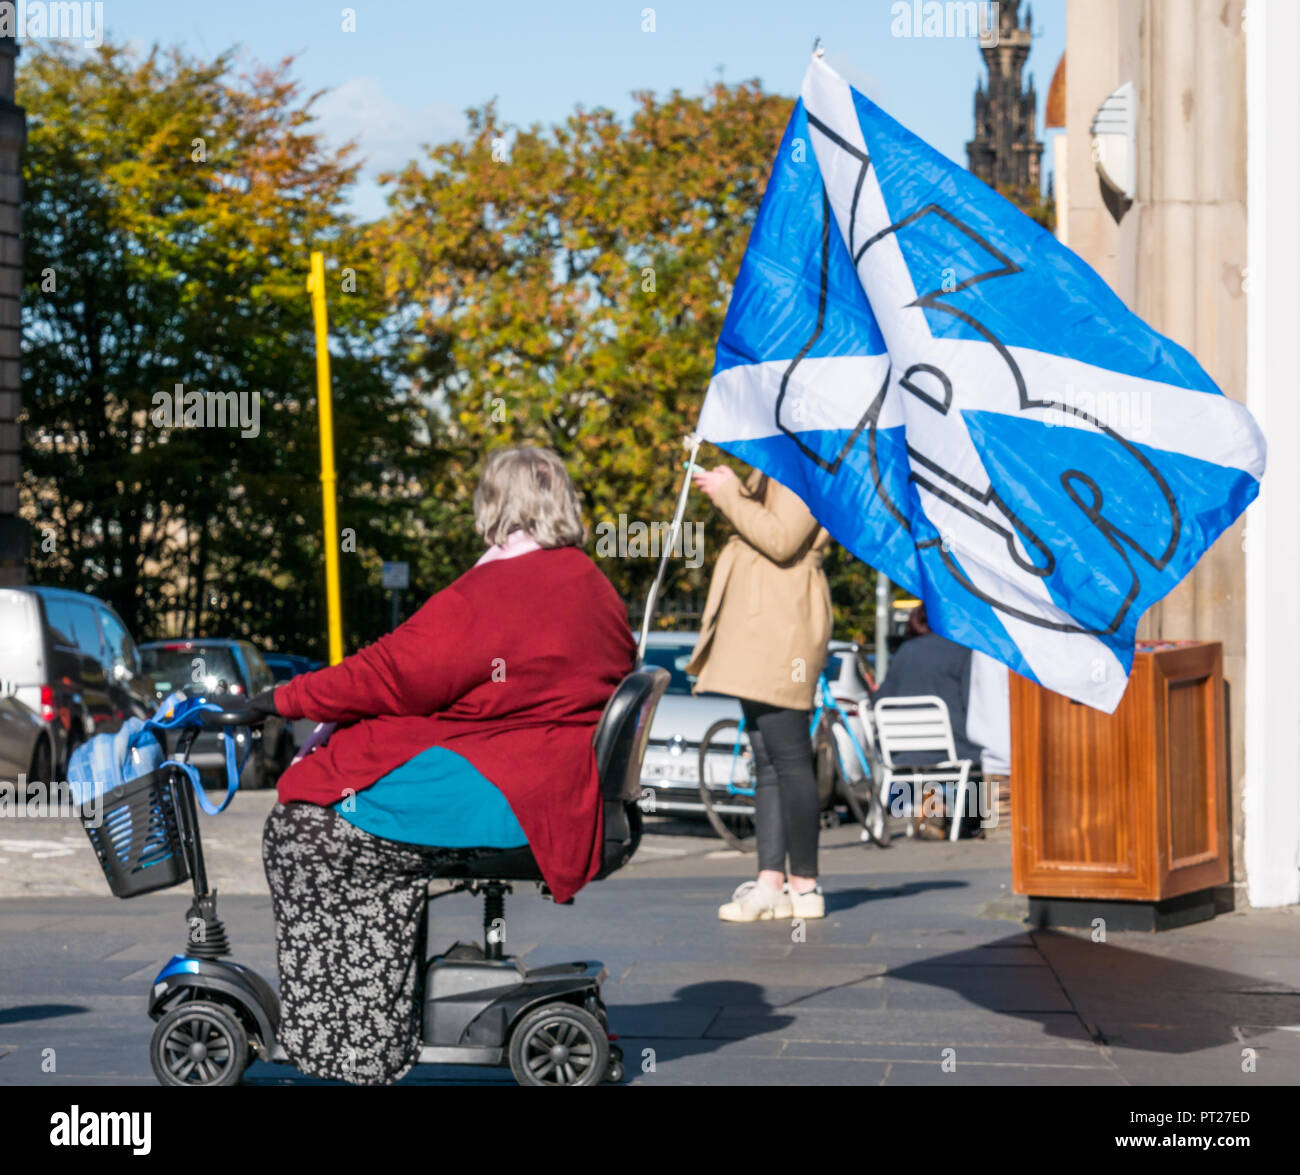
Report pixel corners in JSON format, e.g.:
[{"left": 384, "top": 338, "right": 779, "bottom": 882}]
[
  {"left": 138, "top": 639, "right": 292, "bottom": 790},
  {"left": 0, "top": 586, "right": 154, "bottom": 780},
  {"left": 262, "top": 652, "right": 321, "bottom": 683},
  {"left": 261, "top": 652, "right": 325, "bottom": 754}
]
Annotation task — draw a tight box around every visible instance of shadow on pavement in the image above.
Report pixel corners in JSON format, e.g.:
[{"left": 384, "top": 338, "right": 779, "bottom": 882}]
[
  {"left": 0, "top": 1003, "right": 88, "bottom": 1025},
  {"left": 825, "top": 878, "right": 968, "bottom": 914},
  {"left": 886, "top": 928, "right": 1300, "bottom": 1053}
]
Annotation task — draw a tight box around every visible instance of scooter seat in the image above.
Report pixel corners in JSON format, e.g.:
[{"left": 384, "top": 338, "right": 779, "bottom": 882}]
[
  {"left": 429, "top": 797, "right": 643, "bottom": 886},
  {"left": 427, "top": 668, "right": 667, "bottom": 889}
]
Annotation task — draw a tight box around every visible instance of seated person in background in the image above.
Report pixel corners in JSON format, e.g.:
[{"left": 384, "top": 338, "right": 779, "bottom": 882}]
[
  {"left": 874, "top": 604, "right": 981, "bottom": 762},
  {"left": 254, "top": 446, "right": 635, "bottom": 1086},
  {"left": 873, "top": 605, "right": 984, "bottom": 836}
]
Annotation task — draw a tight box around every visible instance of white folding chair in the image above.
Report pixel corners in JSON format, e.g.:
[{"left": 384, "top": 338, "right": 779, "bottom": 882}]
[{"left": 872, "top": 696, "right": 976, "bottom": 842}]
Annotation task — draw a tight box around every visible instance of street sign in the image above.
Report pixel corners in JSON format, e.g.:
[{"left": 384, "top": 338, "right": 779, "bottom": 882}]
[{"left": 381, "top": 561, "right": 409, "bottom": 590}]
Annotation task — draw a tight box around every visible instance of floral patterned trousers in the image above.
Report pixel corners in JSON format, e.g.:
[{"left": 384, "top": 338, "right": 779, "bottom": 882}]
[{"left": 262, "top": 800, "right": 496, "bottom": 1085}]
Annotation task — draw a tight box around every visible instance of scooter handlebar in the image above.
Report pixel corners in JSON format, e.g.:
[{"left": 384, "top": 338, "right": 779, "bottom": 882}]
[{"left": 198, "top": 704, "right": 266, "bottom": 728}]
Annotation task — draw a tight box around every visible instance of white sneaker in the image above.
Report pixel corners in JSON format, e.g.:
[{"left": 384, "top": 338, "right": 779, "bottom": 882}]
[
  {"left": 718, "top": 879, "right": 793, "bottom": 922},
  {"left": 788, "top": 884, "right": 826, "bottom": 919}
]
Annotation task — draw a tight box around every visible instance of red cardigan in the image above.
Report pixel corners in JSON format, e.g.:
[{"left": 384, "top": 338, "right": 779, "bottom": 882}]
[{"left": 274, "top": 546, "right": 636, "bottom": 903}]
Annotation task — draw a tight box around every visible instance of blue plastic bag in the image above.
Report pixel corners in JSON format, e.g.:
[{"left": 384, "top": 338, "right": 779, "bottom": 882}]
[
  {"left": 67, "top": 718, "right": 164, "bottom": 806},
  {"left": 67, "top": 690, "right": 246, "bottom": 814}
]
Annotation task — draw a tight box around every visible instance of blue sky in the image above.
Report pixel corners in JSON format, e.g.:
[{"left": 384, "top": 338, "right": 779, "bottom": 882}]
[{"left": 73, "top": 0, "right": 1065, "bottom": 220}]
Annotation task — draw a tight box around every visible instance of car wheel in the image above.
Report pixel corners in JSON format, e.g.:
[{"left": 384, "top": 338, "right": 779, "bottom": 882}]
[
  {"left": 239, "top": 750, "right": 267, "bottom": 791},
  {"left": 61, "top": 732, "right": 80, "bottom": 780},
  {"left": 28, "top": 736, "right": 52, "bottom": 795}
]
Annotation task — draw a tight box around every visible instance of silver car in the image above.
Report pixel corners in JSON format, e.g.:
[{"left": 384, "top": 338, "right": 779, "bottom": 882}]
[
  {"left": 637, "top": 631, "right": 873, "bottom": 818},
  {"left": 0, "top": 687, "right": 48, "bottom": 787}
]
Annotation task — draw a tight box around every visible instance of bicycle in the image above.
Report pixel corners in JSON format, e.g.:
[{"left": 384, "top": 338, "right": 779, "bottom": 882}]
[{"left": 696, "top": 673, "right": 890, "bottom": 852}]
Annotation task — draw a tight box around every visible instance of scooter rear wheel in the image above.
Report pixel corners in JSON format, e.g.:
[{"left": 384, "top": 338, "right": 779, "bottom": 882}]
[
  {"left": 150, "top": 999, "right": 248, "bottom": 1087},
  {"left": 508, "top": 1003, "right": 609, "bottom": 1087}
]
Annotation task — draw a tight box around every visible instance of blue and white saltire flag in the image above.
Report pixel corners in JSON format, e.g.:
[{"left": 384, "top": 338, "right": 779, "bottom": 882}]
[{"left": 698, "top": 54, "right": 1266, "bottom": 712}]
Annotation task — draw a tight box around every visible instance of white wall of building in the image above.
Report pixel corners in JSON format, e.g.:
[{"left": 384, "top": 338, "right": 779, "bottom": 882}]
[{"left": 1244, "top": 0, "right": 1300, "bottom": 907}]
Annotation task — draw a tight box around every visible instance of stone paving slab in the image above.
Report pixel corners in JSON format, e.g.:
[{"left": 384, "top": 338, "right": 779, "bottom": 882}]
[
  {"left": 877, "top": 966, "right": 1074, "bottom": 1012},
  {"left": 622, "top": 960, "right": 887, "bottom": 986},
  {"left": 705, "top": 1005, "right": 1094, "bottom": 1045},
  {"left": 876, "top": 1058, "right": 1124, "bottom": 1086},
  {"left": 625, "top": 1054, "right": 895, "bottom": 1086},
  {"left": 778, "top": 1039, "right": 1100, "bottom": 1063}
]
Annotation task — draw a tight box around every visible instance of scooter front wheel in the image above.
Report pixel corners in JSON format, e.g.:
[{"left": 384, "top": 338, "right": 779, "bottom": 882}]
[
  {"left": 508, "top": 1003, "right": 609, "bottom": 1087},
  {"left": 150, "top": 999, "right": 248, "bottom": 1087}
]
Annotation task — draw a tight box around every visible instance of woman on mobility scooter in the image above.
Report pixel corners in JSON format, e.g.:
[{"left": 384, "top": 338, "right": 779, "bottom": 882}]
[{"left": 247, "top": 446, "right": 635, "bottom": 1085}]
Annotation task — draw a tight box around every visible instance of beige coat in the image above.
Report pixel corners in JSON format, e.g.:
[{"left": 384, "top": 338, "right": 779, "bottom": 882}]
[{"left": 685, "top": 469, "right": 832, "bottom": 710}]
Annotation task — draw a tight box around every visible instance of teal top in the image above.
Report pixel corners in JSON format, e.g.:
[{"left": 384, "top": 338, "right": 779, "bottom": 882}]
[{"left": 332, "top": 744, "right": 527, "bottom": 848}]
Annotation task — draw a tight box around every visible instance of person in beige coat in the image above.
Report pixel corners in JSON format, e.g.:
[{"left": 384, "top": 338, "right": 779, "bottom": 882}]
[{"left": 686, "top": 463, "right": 832, "bottom": 922}]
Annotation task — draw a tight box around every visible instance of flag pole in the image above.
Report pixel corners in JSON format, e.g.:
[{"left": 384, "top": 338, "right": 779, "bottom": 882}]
[{"left": 637, "top": 434, "right": 702, "bottom": 662}]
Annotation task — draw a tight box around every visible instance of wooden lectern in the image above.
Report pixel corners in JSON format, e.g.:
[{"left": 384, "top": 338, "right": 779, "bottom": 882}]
[{"left": 1010, "top": 641, "right": 1229, "bottom": 930}]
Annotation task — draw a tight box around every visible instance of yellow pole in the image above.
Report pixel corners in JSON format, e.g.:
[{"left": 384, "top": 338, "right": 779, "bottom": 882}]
[{"left": 307, "top": 251, "right": 344, "bottom": 665}]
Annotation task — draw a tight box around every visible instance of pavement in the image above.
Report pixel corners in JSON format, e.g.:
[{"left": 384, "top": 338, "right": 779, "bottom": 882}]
[{"left": 2, "top": 794, "right": 1299, "bottom": 1086}]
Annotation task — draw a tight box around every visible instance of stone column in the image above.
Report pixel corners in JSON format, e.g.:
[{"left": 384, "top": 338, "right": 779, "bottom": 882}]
[{"left": 1132, "top": 0, "right": 1249, "bottom": 885}]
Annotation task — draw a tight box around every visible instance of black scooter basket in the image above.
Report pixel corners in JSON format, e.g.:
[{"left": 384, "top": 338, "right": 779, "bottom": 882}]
[{"left": 79, "top": 765, "right": 192, "bottom": 899}]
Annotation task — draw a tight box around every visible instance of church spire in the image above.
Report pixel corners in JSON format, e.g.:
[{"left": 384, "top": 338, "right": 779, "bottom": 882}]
[{"left": 965, "top": 0, "right": 1044, "bottom": 194}]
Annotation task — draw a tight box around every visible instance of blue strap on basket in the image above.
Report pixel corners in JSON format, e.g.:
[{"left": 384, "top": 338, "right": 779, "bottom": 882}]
[
  {"left": 68, "top": 691, "right": 251, "bottom": 815},
  {"left": 144, "top": 692, "right": 250, "bottom": 815}
]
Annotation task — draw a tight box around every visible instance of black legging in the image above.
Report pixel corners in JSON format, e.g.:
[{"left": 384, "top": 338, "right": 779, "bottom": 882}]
[{"left": 741, "top": 700, "right": 819, "bottom": 878}]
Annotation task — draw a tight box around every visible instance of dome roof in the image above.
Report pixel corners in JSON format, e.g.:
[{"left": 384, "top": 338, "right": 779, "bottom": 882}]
[{"left": 1045, "top": 52, "right": 1066, "bottom": 128}]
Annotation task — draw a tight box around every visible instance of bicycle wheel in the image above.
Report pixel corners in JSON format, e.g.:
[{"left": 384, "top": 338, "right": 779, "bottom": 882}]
[
  {"left": 855, "top": 772, "right": 891, "bottom": 847},
  {"left": 825, "top": 714, "right": 892, "bottom": 848},
  {"left": 697, "top": 719, "right": 756, "bottom": 852},
  {"left": 812, "top": 713, "right": 839, "bottom": 811}
]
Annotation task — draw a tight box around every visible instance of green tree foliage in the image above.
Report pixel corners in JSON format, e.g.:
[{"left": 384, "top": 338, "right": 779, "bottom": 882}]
[{"left": 20, "top": 42, "right": 427, "bottom": 653}]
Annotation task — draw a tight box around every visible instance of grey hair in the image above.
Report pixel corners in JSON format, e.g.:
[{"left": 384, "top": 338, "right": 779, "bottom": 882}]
[{"left": 472, "top": 446, "right": 588, "bottom": 549}]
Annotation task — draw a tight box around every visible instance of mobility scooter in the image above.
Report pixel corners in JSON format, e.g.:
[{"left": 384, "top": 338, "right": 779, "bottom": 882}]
[{"left": 80, "top": 668, "right": 668, "bottom": 1087}]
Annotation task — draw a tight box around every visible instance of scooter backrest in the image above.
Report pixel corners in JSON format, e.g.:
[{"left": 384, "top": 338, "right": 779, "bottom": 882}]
[{"left": 592, "top": 667, "right": 670, "bottom": 805}]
